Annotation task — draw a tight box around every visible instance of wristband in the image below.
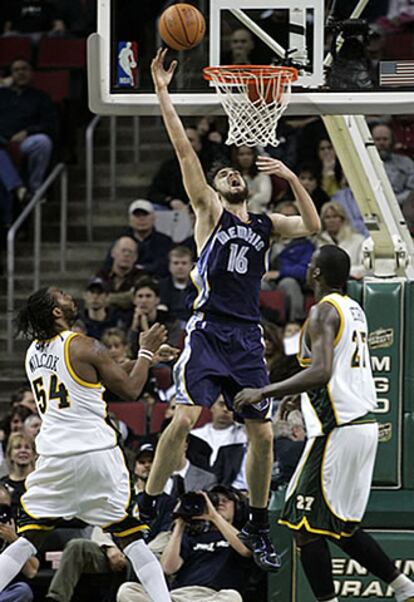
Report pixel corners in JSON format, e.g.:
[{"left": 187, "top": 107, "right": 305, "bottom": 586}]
[{"left": 138, "top": 349, "right": 154, "bottom": 361}]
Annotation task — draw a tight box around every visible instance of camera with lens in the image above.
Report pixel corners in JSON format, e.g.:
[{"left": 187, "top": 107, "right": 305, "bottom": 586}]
[
  {"left": 172, "top": 491, "right": 219, "bottom": 522},
  {"left": 326, "top": 18, "right": 374, "bottom": 90},
  {"left": 0, "top": 504, "right": 12, "bottom": 524}
]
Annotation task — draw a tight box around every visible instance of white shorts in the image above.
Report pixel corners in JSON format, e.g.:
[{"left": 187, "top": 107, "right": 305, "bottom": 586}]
[
  {"left": 279, "top": 422, "right": 379, "bottom": 539},
  {"left": 18, "top": 446, "right": 147, "bottom": 538}
]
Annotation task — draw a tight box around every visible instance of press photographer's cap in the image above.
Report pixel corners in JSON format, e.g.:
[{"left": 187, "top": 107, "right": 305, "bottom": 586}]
[
  {"left": 129, "top": 199, "right": 154, "bottom": 215},
  {"left": 136, "top": 443, "right": 155, "bottom": 461}
]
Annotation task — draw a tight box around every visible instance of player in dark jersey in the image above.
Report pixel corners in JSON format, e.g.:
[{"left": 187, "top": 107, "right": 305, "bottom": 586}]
[{"left": 140, "top": 48, "right": 321, "bottom": 572}]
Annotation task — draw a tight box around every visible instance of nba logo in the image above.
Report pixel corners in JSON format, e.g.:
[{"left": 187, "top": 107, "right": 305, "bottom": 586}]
[{"left": 117, "top": 41, "right": 138, "bottom": 88}]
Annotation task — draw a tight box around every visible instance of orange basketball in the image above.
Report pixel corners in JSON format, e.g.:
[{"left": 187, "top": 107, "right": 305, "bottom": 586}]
[{"left": 159, "top": 3, "right": 206, "bottom": 51}]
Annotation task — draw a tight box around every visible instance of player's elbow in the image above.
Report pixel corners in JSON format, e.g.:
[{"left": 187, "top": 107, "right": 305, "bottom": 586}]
[
  {"left": 307, "top": 216, "right": 322, "bottom": 235},
  {"left": 312, "top": 365, "right": 332, "bottom": 386}
]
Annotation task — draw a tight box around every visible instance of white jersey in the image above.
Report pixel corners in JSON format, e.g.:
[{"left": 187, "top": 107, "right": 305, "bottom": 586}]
[
  {"left": 298, "top": 292, "right": 377, "bottom": 438},
  {"left": 25, "top": 330, "right": 117, "bottom": 456}
]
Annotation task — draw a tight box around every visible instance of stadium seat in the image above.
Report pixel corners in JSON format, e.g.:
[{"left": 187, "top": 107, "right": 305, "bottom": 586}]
[
  {"left": 0, "top": 37, "right": 32, "bottom": 67},
  {"left": 150, "top": 402, "right": 168, "bottom": 433},
  {"left": 384, "top": 32, "right": 414, "bottom": 60},
  {"left": 195, "top": 407, "right": 212, "bottom": 428},
  {"left": 303, "top": 293, "right": 315, "bottom": 314},
  {"left": 150, "top": 403, "right": 212, "bottom": 434},
  {"left": 259, "top": 289, "right": 287, "bottom": 323},
  {"left": 37, "top": 38, "right": 86, "bottom": 69},
  {"left": 152, "top": 366, "right": 173, "bottom": 391},
  {"left": 107, "top": 402, "right": 146, "bottom": 436},
  {"left": 33, "top": 70, "right": 70, "bottom": 103}
]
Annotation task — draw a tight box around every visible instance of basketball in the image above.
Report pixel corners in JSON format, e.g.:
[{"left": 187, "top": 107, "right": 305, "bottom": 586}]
[{"left": 159, "top": 3, "right": 206, "bottom": 52}]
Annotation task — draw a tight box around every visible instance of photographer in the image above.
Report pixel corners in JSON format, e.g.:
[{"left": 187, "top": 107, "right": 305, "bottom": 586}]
[
  {"left": 0, "top": 484, "right": 38, "bottom": 602},
  {"left": 117, "top": 486, "right": 256, "bottom": 602}
]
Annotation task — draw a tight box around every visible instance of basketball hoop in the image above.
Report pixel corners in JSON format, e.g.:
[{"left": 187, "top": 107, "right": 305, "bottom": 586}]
[{"left": 203, "top": 65, "right": 298, "bottom": 147}]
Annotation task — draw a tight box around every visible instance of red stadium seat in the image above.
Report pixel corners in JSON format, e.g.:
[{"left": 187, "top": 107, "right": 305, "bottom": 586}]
[
  {"left": 194, "top": 407, "right": 212, "bottom": 428},
  {"left": 32, "top": 70, "right": 70, "bottom": 103},
  {"left": 303, "top": 294, "right": 315, "bottom": 314},
  {"left": 150, "top": 402, "right": 168, "bottom": 433},
  {"left": 259, "top": 290, "right": 287, "bottom": 323},
  {"left": 152, "top": 366, "right": 173, "bottom": 391},
  {"left": 0, "top": 37, "right": 32, "bottom": 68},
  {"left": 37, "top": 38, "right": 86, "bottom": 69},
  {"left": 107, "top": 402, "right": 146, "bottom": 436},
  {"left": 150, "top": 403, "right": 212, "bottom": 434}
]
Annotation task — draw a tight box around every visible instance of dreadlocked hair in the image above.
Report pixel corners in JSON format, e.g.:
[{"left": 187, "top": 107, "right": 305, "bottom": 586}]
[{"left": 15, "top": 287, "right": 58, "bottom": 343}]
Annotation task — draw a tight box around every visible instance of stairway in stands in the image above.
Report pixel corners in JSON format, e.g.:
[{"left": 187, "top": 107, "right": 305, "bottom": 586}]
[{"left": 0, "top": 117, "right": 171, "bottom": 407}]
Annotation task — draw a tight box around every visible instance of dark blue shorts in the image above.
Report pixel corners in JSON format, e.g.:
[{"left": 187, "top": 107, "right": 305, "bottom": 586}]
[{"left": 173, "top": 314, "right": 271, "bottom": 422}]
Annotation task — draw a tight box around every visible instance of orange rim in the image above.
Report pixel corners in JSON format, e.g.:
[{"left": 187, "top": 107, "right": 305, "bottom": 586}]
[{"left": 203, "top": 64, "right": 298, "bottom": 84}]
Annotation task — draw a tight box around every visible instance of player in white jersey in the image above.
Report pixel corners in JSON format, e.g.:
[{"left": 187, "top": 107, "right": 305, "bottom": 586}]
[
  {"left": 0, "top": 287, "right": 173, "bottom": 602},
  {"left": 234, "top": 246, "right": 414, "bottom": 602}
]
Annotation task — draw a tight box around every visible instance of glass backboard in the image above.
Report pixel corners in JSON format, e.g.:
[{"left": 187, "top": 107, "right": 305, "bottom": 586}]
[{"left": 88, "top": 0, "right": 414, "bottom": 116}]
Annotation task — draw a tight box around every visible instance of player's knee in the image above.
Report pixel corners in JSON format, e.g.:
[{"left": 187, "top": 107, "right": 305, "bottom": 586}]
[
  {"left": 171, "top": 407, "right": 199, "bottom": 435},
  {"left": 248, "top": 421, "right": 273, "bottom": 452}
]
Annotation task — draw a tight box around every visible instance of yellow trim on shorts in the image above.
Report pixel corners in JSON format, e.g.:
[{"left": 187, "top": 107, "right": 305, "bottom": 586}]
[
  {"left": 115, "top": 525, "right": 149, "bottom": 538},
  {"left": 17, "top": 524, "right": 55, "bottom": 533},
  {"left": 320, "top": 295, "right": 344, "bottom": 347},
  {"left": 320, "top": 431, "right": 363, "bottom": 523},
  {"left": 101, "top": 448, "right": 134, "bottom": 530},
  {"left": 64, "top": 332, "right": 102, "bottom": 389},
  {"left": 20, "top": 497, "right": 39, "bottom": 520},
  {"left": 278, "top": 516, "right": 355, "bottom": 541}
]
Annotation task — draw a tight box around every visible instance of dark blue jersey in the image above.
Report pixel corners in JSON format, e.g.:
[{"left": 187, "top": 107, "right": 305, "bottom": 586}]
[{"left": 187, "top": 209, "right": 272, "bottom": 323}]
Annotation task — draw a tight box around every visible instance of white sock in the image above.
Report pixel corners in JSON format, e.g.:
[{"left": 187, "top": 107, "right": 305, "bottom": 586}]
[
  {"left": 124, "top": 539, "right": 171, "bottom": 602},
  {"left": 390, "top": 574, "right": 414, "bottom": 601},
  {"left": 0, "top": 538, "right": 37, "bottom": 591}
]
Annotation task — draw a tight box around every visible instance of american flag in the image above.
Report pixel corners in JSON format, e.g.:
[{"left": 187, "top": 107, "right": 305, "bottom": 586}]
[{"left": 379, "top": 61, "right": 414, "bottom": 87}]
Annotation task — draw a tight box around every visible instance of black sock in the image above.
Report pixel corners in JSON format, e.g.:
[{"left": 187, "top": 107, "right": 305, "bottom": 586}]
[
  {"left": 248, "top": 506, "right": 269, "bottom": 529},
  {"left": 299, "top": 537, "right": 336, "bottom": 601},
  {"left": 336, "top": 529, "right": 398, "bottom": 583}
]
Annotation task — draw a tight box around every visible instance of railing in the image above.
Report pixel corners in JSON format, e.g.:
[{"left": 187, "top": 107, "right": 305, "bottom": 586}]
[
  {"left": 85, "top": 115, "right": 141, "bottom": 241},
  {"left": 85, "top": 114, "right": 101, "bottom": 242},
  {"left": 7, "top": 164, "right": 68, "bottom": 354}
]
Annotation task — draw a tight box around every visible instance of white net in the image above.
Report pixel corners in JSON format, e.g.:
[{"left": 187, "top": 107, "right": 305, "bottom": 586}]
[{"left": 204, "top": 66, "right": 297, "bottom": 148}]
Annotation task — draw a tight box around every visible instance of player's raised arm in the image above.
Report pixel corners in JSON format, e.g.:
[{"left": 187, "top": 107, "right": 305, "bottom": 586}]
[
  {"left": 70, "top": 323, "right": 168, "bottom": 400},
  {"left": 257, "top": 157, "right": 321, "bottom": 238},
  {"left": 151, "top": 48, "right": 219, "bottom": 217}
]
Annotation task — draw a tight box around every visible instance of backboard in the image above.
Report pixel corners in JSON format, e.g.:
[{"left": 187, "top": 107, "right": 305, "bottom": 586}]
[{"left": 88, "top": 0, "right": 414, "bottom": 116}]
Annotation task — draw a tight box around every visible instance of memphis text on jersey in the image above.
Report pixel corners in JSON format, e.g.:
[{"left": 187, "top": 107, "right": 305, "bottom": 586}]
[{"left": 216, "top": 225, "right": 265, "bottom": 252}]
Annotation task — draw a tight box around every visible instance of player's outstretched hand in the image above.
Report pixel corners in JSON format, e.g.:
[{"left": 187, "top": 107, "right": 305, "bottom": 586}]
[
  {"left": 234, "top": 387, "right": 263, "bottom": 411},
  {"left": 151, "top": 48, "right": 178, "bottom": 92},
  {"left": 139, "top": 323, "right": 168, "bottom": 354},
  {"left": 152, "top": 344, "right": 181, "bottom": 365},
  {"left": 256, "top": 156, "right": 295, "bottom": 182},
  {"left": 276, "top": 395, "right": 300, "bottom": 421}
]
